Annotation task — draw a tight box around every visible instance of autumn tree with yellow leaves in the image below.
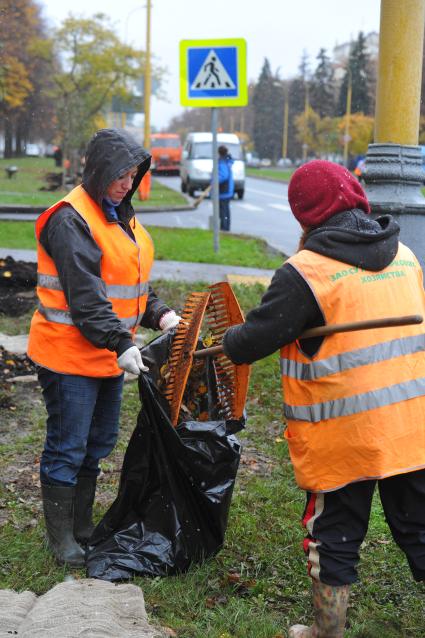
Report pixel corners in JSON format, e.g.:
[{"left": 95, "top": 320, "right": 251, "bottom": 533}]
[{"left": 0, "top": 0, "right": 56, "bottom": 157}]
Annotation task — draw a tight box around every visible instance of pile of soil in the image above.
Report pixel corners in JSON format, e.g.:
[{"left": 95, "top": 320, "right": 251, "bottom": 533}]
[{"left": 0, "top": 257, "right": 37, "bottom": 317}]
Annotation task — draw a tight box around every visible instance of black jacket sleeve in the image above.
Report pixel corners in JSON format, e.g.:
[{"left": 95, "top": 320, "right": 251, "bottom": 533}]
[
  {"left": 140, "top": 285, "right": 172, "bottom": 329},
  {"left": 40, "top": 206, "right": 170, "bottom": 357},
  {"left": 222, "top": 263, "right": 324, "bottom": 365}
]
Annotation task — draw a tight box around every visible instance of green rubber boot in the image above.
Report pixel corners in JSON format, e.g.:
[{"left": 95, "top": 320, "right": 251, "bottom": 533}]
[
  {"left": 41, "top": 483, "right": 86, "bottom": 568},
  {"left": 73, "top": 474, "right": 97, "bottom": 544},
  {"left": 288, "top": 580, "right": 350, "bottom": 638}
]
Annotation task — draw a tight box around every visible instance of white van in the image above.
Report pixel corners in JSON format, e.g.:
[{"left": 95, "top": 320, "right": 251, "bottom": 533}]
[{"left": 180, "top": 132, "right": 245, "bottom": 199}]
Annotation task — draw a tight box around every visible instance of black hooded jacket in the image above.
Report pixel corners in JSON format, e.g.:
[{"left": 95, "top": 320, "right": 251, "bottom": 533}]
[
  {"left": 39, "top": 128, "right": 171, "bottom": 358},
  {"left": 223, "top": 209, "right": 401, "bottom": 364}
]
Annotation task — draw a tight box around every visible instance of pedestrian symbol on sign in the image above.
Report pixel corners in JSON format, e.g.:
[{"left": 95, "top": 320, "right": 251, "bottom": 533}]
[
  {"left": 191, "top": 50, "right": 236, "bottom": 91},
  {"left": 180, "top": 38, "right": 247, "bottom": 106}
]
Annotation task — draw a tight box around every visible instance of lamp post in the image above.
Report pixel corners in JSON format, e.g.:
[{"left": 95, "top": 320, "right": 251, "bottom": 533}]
[
  {"left": 123, "top": 3, "right": 152, "bottom": 149},
  {"left": 302, "top": 82, "right": 309, "bottom": 162},
  {"left": 343, "top": 68, "right": 352, "bottom": 167},
  {"left": 143, "top": 0, "right": 152, "bottom": 150},
  {"left": 273, "top": 80, "right": 289, "bottom": 161},
  {"left": 282, "top": 85, "right": 289, "bottom": 160},
  {"left": 363, "top": 0, "right": 425, "bottom": 272}
]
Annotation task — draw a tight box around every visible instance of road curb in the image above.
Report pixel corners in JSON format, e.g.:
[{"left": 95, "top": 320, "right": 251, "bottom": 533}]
[{"left": 0, "top": 203, "right": 196, "bottom": 216}]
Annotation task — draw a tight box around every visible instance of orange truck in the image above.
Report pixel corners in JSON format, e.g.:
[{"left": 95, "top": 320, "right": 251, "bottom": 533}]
[{"left": 150, "top": 133, "right": 182, "bottom": 175}]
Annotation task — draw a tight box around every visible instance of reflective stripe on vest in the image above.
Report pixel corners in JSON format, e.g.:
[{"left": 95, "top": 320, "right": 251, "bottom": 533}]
[
  {"left": 280, "top": 243, "right": 425, "bottom": 492},
  {"left": 284, "top": 377, "right": 425, "bottom": 422},
  {"left": 37, "top": 302, "right": 142, "bottom": 330},
  {"left": 38, "top": 273, "right": 149, "bottom": 303},
  {"left": 281, "top": 334, "right": 425, "bottom": 381}
]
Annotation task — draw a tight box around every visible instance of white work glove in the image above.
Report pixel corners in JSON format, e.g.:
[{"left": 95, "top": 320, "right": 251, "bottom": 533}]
[
  {"left": 117, "top": 346, "right": 149, "bottom": 375},
  {"left": 159, "top": 310, "right": 181, "bottom": 332}
]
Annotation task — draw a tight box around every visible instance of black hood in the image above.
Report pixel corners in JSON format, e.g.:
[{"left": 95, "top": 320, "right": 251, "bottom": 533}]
[
  {"left": 303, "top": 209, "right": 400, "bottom": 271},
  {"left": 82, "top": 128, "right": 151, "bottom": 220}
]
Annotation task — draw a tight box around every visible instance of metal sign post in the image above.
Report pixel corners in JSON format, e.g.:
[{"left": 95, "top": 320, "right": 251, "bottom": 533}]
[
  {"left": 143, "top": 0, "right": 152, "bottom": 149},
  {"left": 179, "top": 38, "right": 248, "bottom": 252},
  {"left": 211, "top": 107, "right": 220, "bottom": 252}
]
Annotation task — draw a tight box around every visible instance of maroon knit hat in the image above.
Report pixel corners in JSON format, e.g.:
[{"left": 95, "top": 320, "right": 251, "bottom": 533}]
[{"left": 288, "top": 159, "right": 370, "bottom": 227}]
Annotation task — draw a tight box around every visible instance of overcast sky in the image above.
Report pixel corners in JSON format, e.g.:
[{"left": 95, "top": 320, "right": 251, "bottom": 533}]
[{"left": 39, "top": 0, "right": 382, "bottom": 130}]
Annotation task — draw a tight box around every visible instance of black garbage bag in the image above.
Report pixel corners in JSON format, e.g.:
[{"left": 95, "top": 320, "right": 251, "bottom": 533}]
[{"left": 86, "top": 332, "right": 244, "bottom": 581}]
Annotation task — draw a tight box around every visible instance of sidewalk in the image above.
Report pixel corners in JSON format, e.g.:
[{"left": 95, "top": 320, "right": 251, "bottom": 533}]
[{"left": 0, "top": 248, "right": 276, "bottom": 284}]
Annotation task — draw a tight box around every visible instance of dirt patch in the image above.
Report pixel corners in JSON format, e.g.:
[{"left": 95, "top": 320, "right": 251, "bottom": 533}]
[
  {"left": 0, "top": 257, "right": 37, "bottom": 317},
  {"left": 0, "top": 377, "right": 41, "bottom": 440},
  {"left": 0, "top": 381, "right": 44, "bottom": 529},
  {"left": 239, "top": 445, "right": 276, "bottom": 478}
]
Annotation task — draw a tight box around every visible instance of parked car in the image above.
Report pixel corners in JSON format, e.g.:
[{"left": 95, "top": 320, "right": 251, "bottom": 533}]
[
  {"left": 246, "top": 151, "right": 260, "bottom": 168},
  {"left": 259, "top": 157, "right": 272, "bottom": 167},
  {"left": 180, "top": 132, "right": 245, "bottom": 199},
  {"left": 25, "top": 143, "right": 41, "bottom": 157},
  {"left": 277, "top": 158, "right": 293, "bottom": 168}
]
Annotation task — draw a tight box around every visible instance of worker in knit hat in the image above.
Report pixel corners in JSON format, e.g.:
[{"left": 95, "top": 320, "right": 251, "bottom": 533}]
[{"left": 223, "top": 160, "right": 425, "bottom": 637}]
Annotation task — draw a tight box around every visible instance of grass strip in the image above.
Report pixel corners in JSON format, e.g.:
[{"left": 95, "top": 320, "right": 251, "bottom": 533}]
[
  {"left": 0, "top": 221, "right": 285, "bottom": 270},
  {"left": 246, "top": 167, "right": 294, "bottom": 181}
]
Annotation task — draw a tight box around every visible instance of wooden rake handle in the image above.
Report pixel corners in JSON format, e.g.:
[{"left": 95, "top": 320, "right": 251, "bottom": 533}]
[
  {"left": 193, "top": 314, "right": 423, "bottom": 359},
  {"left": 192, "top": 185, "right": 212, "bottom": 209}
]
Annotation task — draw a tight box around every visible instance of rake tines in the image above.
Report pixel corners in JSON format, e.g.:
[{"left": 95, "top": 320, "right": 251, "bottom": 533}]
[
  {"left": 163, "top": 283, "right": 251, "bottom": 425},
  {"left": 163, "top": 291, "right": 210, "bottom": 426},
  {"left": 206, "top": 282, "right": 251, "bottom": 420}
]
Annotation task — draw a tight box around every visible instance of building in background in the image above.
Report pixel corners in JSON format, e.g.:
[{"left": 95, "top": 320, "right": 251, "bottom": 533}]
[{"left": 332, "top": 31, "right": 379, "bottom": 81}]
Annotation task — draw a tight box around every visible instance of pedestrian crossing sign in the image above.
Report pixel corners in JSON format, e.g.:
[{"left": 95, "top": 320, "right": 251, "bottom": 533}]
[{"left": 180, "top": 38, "right": 247, "bottom": 107}]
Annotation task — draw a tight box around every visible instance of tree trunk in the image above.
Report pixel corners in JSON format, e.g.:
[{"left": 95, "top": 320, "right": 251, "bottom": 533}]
[
  {"left": 4, "top": 118, "right": 14, "bottom": 158},
  {"left": 15, "top": 120, "right": 24, "bottom": 156}
]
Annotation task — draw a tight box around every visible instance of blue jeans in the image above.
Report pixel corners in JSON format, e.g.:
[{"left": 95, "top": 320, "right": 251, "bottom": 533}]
[
  {"left": 219, "top": 198, "right": 231, "bottom": 231},
  {"left": 37, "top": 367, "right": 124, "bottom": 486}
]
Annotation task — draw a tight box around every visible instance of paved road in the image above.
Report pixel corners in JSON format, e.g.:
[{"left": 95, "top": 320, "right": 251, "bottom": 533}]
[{"left": 143, "top": 175, "right": 300, "bottom": 257}]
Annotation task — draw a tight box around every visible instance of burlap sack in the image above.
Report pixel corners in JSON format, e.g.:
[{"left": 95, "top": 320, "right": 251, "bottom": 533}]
[{"left": 0, "top": 578, "right": 164, "bottom": 637}]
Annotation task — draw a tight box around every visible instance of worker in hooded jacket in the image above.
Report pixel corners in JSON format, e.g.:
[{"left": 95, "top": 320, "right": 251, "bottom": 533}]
[
  {"left": 27, "top": 128, "right": 181, "bottom": 567},
  {"left": 222, "top": 160, "right": 425, "bottom": 638}
]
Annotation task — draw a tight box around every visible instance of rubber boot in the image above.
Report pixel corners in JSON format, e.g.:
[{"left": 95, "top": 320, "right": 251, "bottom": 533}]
[
  {"left": 288, "top": 580, "right": 350, "bottom": 638},
  {"left": 41, "top": 483, "right": 86, "bottom": 568},
  {"left": 73, "top": 474, "right": 97, "bottom": 544}
]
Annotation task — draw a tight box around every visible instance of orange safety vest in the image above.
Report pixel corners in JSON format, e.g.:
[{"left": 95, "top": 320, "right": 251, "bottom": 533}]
[
  {"left": 281, "top": 243, "right": 425, "bottom": 493},
  {"left": 27, "top": 185, "right": 154, "bottom": 377}
]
